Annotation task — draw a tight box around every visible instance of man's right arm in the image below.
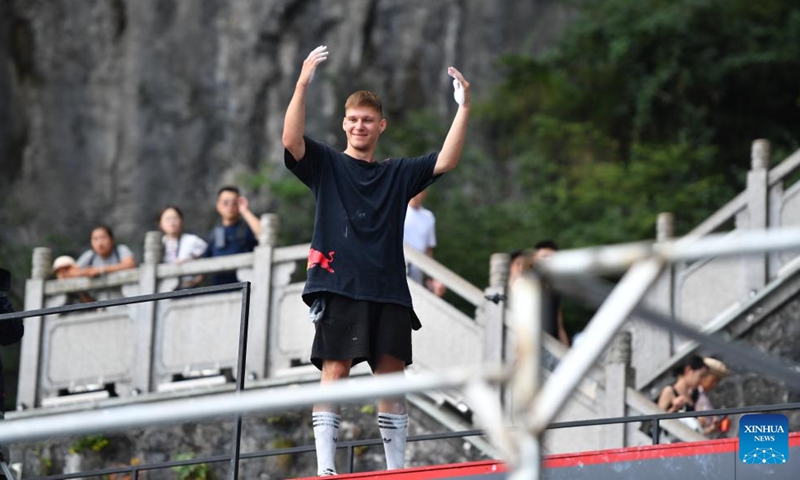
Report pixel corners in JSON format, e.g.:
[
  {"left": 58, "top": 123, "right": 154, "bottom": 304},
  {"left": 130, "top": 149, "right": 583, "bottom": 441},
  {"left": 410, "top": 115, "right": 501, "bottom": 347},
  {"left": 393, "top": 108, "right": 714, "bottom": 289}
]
[{"left": 282, "top": 45, "right": 328, "bottom": 161}]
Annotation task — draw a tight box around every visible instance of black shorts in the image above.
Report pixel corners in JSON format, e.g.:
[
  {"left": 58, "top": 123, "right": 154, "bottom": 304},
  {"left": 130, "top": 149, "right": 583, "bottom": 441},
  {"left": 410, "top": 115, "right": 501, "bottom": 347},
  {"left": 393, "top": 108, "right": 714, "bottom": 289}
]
[{"left": 310, "top": 294, "right": 417, "bottom": 371}]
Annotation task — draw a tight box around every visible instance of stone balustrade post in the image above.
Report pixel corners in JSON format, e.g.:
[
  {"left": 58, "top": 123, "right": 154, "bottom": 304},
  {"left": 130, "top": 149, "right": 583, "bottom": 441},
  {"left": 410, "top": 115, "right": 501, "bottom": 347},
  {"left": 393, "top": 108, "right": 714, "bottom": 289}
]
[
  {"left": 259, "top": 213, "right": 279, "bottom": 247},
  {"left": 490, "top": 253, "right": 510, "bottom": 291},
  {"left": 249, "top": 214, "right": 279, "bottom": 381},
  {"left": 656, "top": 212, "right": 674, "bottom": 243},
  {"left": 605, "top": 331, "right": 633, "bottom": 448},
  {"left": 740, "top": 139, "right": 770, "bottom": 293},
  {"left": 134, "top": 231, "right": 162, "bottom": 396},
  {"left": 31, "top": 247, "right": 52, "bottom": 280},
  {"left": 17, "top": 247, "right": 52, "bottom": 408},
  {"left": 144, "top": 231, "right": 163, "bottom": 265},
  {"left": 631, "top": 213, "right": 675, "bottom": 387}
]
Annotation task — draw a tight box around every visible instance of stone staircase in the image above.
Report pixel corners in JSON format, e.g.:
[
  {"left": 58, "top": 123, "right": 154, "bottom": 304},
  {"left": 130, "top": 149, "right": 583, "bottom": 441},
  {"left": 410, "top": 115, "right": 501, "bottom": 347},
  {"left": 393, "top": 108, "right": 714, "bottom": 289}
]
[
  {"left": 17, "top": 139, "right": 800, "bottom": 455},
  {"left": 629, "top": 141, "right": 800, "bottom": 410}
]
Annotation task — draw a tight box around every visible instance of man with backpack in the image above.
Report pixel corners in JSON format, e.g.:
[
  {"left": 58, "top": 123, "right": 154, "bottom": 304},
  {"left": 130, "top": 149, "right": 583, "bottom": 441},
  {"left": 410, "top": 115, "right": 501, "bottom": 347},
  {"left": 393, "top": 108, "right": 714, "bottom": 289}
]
[{"left": 203, "top": 186, "right": 263, "bottom": 285}]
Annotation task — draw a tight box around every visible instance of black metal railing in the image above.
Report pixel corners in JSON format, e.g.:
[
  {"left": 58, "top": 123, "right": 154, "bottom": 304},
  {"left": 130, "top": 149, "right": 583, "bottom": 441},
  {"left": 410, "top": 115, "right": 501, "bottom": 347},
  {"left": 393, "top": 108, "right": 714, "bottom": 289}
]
[
  {"left": 24, "top": 402, "right": 800, "bottom": 479},
  {"left": 3, "top": 287, "right": 800, "bottom": 479},
  {"left": 0, "top": 282, "right": 251, "bottom": 479}
]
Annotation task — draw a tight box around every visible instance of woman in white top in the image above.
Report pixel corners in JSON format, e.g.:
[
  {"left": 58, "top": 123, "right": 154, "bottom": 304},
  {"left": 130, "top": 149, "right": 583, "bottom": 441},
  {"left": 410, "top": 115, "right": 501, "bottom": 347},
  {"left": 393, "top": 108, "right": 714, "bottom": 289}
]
[{"left": 159, "top": 206, "right": 208, "bottom": 288}]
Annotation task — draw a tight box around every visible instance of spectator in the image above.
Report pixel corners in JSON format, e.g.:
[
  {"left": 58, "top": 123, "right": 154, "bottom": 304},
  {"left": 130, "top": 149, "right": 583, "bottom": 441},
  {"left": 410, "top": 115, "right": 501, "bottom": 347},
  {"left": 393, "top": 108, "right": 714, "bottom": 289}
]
[
  {"left": 69, "top": 225, "right": 136, "bottom": 278},
  {"left": 203, "top": 186, "right": 262, "bottom": 285},
  {"left": 507, "top": 249, "right": 533, "bottom": 288},
  {"left": 159, "top": 206, "right": 208, "bottom": 289},
  {"left": 52, "top": 255, "right": 79, "bottom": 279},
  {"left": 694, "top": 357, "right": 731, "bottom": 436},
  {"left": 52, "top": 256, "right": 95, "bottom": 304},
  {"left": 60, "top": 225, "right": 136, "bottom": 300},
  {"left": 657, "top": 354, "right": 708, "bottom": 437},
  {"left": 533, "top": 239, "right": 558, "bottom": 261},
  {"left": 657, "top": 355, "right": 707, "bottom": 414},
  {"left": 533, "top": 240, "right": 570, "bottom": 346},
  {"left": 403, "top": 190, "right": 445, "bottom": 297}
]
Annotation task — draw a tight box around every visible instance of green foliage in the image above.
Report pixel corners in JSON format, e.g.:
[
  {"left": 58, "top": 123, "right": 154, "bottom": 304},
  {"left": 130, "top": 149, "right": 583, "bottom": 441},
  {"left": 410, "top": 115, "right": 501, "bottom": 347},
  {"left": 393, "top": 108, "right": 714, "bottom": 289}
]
[
  {"left": 70, "top": 435, "right": 110, "bottom": 454},
  {"left": 248, "top": 162, "right": 316, "bottom": 245},
  {"left": 171, "top": 453, "right": 210, "bottom": 480},
  {"left": 39, "top": 455, "right": 53, "bottom": 476},
  {"left": 421, "top": 0, "right": 800, "bottom": 331},
  {"left": 250, "top": 0, "right": 800, "bottom": 334},
  {"left": 359, "top": 404, "right": 376, "bottom": 415},
  {"left": 462, "top": 0, "right": 799, "bottom": 249}
]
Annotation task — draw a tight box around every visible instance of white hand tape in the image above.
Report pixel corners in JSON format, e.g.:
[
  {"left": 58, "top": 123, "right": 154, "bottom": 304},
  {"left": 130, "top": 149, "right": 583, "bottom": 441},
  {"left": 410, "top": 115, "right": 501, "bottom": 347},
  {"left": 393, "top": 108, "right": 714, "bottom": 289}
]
[
  {"left": 453, "top": 79, "right": 464, "bottom": 106},
  {"left": 307, "top": 45, "right": 328, "bottom": 84}
]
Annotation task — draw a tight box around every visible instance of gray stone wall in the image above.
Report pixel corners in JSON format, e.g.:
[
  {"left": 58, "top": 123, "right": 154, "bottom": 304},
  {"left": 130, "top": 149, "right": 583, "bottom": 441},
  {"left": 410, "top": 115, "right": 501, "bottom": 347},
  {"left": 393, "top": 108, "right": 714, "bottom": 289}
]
[
  {"left": 0, "top": 0, "right": 572, "bottom": 263},
  {"left": 709, "top": 295, "right": 800, "bottom": 429},
  {"left": 12, "top": 402, "right": 486, "bottom": 478}
]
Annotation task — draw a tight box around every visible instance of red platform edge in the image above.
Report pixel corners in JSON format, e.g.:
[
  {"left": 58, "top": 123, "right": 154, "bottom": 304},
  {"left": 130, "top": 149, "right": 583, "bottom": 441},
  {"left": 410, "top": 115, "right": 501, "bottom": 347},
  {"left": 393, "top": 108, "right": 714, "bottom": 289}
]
[{"left": 293, "top": 432, "right": 800, "bottom": 478}]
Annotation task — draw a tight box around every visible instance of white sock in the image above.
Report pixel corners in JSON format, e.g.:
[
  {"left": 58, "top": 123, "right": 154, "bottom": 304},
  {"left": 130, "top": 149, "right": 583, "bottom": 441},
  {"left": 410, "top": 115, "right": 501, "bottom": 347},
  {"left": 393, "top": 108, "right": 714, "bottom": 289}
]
[
  {"left": 313, "top": 411, "right": 340, "bottom": 476},
  {"left": 378, "top": 412, "right": 408, "bottom": 470}
]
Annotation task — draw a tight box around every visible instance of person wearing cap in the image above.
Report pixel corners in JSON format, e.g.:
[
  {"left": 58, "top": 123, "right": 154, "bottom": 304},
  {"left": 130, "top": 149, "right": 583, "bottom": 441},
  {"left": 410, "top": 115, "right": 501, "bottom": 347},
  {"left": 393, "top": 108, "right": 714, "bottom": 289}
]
[
  {"left": 694, "top": 357, "right": 730, "bottom": 436},
  {"left": 51, "top": 256, "right": 95, "bottom": 304},
  {"left": 52, "top": 255, "right": 79, "bottom": 279}
]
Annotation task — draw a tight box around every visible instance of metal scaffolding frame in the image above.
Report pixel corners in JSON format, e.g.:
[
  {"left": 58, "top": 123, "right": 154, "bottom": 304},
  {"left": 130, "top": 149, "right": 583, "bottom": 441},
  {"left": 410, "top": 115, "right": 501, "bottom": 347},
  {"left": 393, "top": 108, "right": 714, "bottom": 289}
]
[{"left": 3, "top": 227, "right": 800, "bottom": 479}]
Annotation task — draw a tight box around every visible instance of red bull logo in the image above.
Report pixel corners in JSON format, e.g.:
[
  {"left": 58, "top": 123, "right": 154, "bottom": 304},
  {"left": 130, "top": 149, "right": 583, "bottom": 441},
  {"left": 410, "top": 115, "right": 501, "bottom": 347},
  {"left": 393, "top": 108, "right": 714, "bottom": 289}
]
[{"left": 308, "top": 248, "right": 335, "bottom": 273}]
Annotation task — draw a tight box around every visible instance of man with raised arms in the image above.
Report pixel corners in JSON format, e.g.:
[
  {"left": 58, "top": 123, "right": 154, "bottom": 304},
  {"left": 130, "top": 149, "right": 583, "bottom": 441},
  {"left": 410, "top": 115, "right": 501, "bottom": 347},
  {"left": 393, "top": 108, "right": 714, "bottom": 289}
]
[{"left": 282, "top": 45, "right": 470, "bottom": 476}]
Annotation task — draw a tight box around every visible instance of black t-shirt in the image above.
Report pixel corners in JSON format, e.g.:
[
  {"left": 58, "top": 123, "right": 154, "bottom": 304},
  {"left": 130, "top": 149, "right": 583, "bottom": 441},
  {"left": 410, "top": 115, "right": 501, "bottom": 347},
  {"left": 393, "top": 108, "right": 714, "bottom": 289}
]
[{"left": 285, "top": 136, "right": 439, "bottom": 307}]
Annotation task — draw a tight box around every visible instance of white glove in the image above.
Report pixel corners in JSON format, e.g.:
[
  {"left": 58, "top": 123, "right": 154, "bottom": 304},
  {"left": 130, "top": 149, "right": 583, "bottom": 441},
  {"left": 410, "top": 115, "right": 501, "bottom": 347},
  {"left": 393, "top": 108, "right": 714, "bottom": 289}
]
[
  {"left": 306, "top": 45, "right": 329, "bottom": 84},
  {"left": 451, "top": 77, "right": 464, "bottom": 106}
]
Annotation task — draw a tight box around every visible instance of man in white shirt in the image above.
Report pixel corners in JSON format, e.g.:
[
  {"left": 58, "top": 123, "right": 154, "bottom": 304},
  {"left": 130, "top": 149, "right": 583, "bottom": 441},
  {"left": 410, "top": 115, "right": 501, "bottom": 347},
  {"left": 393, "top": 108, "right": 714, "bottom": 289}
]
[{"left": 404, "top": 190, "right": 446, "bottom": 296}]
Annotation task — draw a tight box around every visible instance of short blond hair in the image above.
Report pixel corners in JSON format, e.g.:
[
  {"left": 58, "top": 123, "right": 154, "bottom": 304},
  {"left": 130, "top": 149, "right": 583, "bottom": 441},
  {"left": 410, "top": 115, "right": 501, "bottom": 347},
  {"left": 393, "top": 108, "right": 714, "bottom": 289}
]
[{"left": 345, "top": 90, "right": 383, "bottom": 116}]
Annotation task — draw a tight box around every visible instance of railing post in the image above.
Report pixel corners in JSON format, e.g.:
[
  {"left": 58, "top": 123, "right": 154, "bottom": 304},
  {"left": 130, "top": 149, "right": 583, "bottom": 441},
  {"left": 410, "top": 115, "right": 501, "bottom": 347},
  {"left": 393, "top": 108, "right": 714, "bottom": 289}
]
[
  {"left": 631, "top": 214, "right": 674, "bottom": 387},
  {"left": 17, "top": 247, "right": 51, "bottom": 409},
  {"left": 484, "top": 253, "right": 509, "bottom": 413},
  {"left": 134, "top": 231, "right": 161, "bottom": 395},
  {"left": 489, "top": 252, "right": 510, "bottom": 292},
  {"left": 485, "top": 253, "right": 509, "bottom": 363},
  {"left": 248, "top": 214, "right": 278, "bottom": 381},
  {"left": 604, "top": 331, "right": 633, "bottom": 448},
  {"left": 739, "top": 139, "right": 770, "bottom": 294},
  {"left": 656, "top": 212, "right": 674, "bottom": 243},
  {"left": 259, "top": 213, "right": 279, "bottom": 248}
]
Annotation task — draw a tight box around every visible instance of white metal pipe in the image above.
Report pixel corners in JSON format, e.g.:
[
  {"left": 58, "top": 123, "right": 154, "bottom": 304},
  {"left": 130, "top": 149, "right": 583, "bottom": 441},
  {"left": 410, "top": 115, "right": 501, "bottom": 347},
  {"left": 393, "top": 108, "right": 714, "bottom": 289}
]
[
  {"left": 509, "top": 275, "right": 543, "bottom": 413},
  {"left": 542, "top": 227, "right": 800, "bottom": 275},
  {"left": 527, "top": 258, "right": 664, "bottom": 433},
  {"left": 0, "top": 367, "right": 505, "bottom": 444}
]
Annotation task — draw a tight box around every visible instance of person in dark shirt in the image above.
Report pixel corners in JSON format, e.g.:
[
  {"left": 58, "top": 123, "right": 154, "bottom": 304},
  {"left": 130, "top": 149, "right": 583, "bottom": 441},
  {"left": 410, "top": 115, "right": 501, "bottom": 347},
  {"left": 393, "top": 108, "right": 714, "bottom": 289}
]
[
  {"left": 282, "top": 45, "right": 470, "bottom": 475},
  {"left": 533, "top": 240, "right": 571, "bottom": 347},
  {"left": 0, "top": 268, "right": 24, "bottom": 467},
  {"left": 203, "top": 186, "right": 262, "bottom": 285}
]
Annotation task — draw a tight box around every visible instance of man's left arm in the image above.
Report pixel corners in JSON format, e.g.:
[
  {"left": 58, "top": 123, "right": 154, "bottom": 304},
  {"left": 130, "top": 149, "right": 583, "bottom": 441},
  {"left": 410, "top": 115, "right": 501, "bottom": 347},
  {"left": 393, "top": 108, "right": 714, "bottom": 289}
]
[{"left": 434, "top": 67, "right": 471, "bottom": 176}]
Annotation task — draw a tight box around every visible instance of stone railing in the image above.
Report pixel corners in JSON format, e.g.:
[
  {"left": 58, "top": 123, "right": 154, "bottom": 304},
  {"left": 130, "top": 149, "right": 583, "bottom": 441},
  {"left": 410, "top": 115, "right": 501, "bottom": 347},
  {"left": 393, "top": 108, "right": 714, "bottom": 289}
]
[
  {"left": 631, "top": 140, "right": 800, "bottom": 388},
  {"left": 17, "top": 214, "right": 508, "bottom": 411},
  {"left": 19, "top": 213, "right": 693, "bottom": 450}
]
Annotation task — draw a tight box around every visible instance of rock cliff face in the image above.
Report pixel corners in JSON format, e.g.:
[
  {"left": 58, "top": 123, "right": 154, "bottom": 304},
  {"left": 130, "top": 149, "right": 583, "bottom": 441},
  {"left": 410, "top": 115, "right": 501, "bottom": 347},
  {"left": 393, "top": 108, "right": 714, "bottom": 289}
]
[
  {"left": 710, "top": 295, "right": 800, "bottom": 429},
  {"left": 0, "top": 0, "right": 571, "bottom": 264},
  {"left": 0, "top": 1, "right": 570, "bottom": 475}
]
